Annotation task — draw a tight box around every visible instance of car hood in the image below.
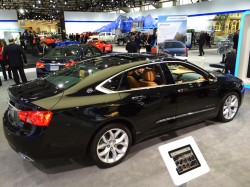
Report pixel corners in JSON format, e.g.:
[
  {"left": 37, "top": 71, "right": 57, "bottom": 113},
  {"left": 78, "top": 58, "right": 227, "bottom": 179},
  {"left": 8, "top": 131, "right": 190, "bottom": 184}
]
[{"left": 8, "top": 79, "right": 64, "bottom": 109}]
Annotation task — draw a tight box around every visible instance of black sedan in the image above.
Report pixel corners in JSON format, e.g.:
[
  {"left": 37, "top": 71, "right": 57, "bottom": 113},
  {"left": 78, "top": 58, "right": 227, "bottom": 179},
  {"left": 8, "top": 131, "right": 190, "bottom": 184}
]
[
  {"left": 36, "top": 44, "right": 103, "bottom": 78},
  {"left": 3, "top": 53, "right": 245, "bottom": 168}
]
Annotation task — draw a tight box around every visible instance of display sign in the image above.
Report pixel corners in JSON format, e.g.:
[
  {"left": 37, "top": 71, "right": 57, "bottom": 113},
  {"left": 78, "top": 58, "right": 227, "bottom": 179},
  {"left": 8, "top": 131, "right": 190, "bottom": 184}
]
[
  {"left": 169, "top": 144, "right": 201, "bottom": 175},
  {"left": 158, "top": 136, "right": 210, "bottom": 186},
  {"left": 157, "top": 15, "right": 187, "bottom": 55}
]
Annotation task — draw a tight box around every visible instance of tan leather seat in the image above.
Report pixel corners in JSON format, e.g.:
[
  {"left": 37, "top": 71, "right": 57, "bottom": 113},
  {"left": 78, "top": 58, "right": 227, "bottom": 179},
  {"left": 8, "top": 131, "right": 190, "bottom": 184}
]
[
  {"left": 127, "top": 76, "right": 140, "bottom": 88},
  {"left": 139, "top": 69, "right": 158, "bottom": 87}
]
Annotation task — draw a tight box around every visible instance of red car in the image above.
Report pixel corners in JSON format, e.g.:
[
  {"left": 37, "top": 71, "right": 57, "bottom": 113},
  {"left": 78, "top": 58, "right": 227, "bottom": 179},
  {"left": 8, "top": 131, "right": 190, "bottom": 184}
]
[{"left": 87, "top": 40, "right": 113, "bottom": 53}]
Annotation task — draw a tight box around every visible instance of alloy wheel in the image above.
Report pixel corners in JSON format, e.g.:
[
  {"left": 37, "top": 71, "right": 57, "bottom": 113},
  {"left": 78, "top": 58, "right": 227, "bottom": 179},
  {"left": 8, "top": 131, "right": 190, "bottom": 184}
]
[
  {"left": 97, "top": 128, "right": 129, "bottom": 164},
  {"left": 223, "top": 95, "right": 239, "bottom": 120}
]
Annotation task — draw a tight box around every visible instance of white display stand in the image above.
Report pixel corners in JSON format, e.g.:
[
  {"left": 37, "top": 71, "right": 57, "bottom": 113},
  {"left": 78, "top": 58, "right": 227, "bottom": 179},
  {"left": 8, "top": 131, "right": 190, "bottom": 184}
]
[
  {"left": 235, "top": 11, "right": 250, "bottom": 88},
  {"left": 158, "top": 136, "right": 210, "bottom": 186}
]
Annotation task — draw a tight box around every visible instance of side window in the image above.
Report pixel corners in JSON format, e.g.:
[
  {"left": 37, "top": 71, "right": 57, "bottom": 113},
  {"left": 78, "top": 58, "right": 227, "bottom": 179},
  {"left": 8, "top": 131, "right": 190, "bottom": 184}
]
[
  {"left": 99, "top": 33, "right": 105, "bottom": 36},
  {"left": 167, "top": 63, "right": 206, "bottom": 84},
  {"left": 106, "top": 33, "right": 111, "bottom": 36},
  {"left": 83, "top": 48, "right": 93, "bottom": 57},
  {"left": 91, "top": 47, "right": 103, "bottom": 56},
  {"left": 102, "top": 73, "right": 123, "bottom": 91},
  {"left": 119, "top": 64, "right": 164, "bottom": 90}
]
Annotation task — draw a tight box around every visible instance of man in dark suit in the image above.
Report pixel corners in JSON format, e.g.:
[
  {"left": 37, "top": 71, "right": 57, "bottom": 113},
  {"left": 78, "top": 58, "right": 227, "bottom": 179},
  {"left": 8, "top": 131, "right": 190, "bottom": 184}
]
[
  {"left": 3, "top": 38, "right": 28, "bottom": 85},
  {"left": 233, "top": 30, "right": 239, "bottom": 50},
  {"left": 126, "top": 35, "right": 137, "bottom": 53},
  {"left": 198, "top": 31, "right": 206, "bottom": 56},
  {"left": 38, "top": 41, "right": 49, "bottom": 57}
]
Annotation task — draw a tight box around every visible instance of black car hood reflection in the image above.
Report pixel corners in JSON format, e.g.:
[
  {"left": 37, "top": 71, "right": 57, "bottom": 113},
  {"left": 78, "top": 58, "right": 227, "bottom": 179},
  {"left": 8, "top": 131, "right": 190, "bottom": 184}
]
[{"left": 8, "top": 79, "right": 63, "bottom": 102}]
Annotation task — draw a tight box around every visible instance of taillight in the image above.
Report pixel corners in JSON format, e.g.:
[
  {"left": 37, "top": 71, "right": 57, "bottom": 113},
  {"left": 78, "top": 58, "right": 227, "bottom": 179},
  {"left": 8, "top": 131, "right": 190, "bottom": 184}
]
[
  {"left": 36, "top": 61, "right": 45, "bottom": 68},
  {"left": 18, "top": 111, "right": 53, "bottom": 127},
  {"left": 65, "top": 61, "right": 77, "bottom": 67}
]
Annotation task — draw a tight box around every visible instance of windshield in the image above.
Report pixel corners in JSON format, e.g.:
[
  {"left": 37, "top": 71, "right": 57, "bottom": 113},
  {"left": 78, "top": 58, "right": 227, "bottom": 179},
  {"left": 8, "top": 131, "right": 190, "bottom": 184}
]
[
  {"left": 164, "top": 42, "right": 185, "bottom": 48},
  {"left": 44, "top": 62, "right": 102, "bottom": 90},
  {"left": 45, "top": 47, "right": 80, "bottom": 58}
]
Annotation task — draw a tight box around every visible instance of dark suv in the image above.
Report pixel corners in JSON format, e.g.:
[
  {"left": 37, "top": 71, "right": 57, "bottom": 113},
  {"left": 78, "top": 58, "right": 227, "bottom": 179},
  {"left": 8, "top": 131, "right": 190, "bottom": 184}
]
[{"left": 114, "top": 33, "right": 130, "bottom": 45}]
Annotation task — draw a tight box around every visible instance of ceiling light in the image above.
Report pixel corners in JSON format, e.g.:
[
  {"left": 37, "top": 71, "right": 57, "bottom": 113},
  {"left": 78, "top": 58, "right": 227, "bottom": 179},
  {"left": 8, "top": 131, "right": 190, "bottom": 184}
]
[
  {"left": 19, "top": 9, "right": 24, "bottom": 14},
  {"left": 38, "top": 0, "right": 41, "bottom": 4}
]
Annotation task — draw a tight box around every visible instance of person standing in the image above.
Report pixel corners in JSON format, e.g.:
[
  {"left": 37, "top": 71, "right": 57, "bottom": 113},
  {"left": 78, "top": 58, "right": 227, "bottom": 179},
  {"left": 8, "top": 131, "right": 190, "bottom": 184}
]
[
  {"left": 0, "top": 40, "right": 12, "bottom": 81},
  {"left": 38, "top": 41, "right": 49, "bottom": 57},
  {"left": 3, "top": 38, "right": 28, "bottom": 85},
  {"left": 225, "top": 49, "right": 237, "bottom": 75},
  {"left": 126, "top": 35, "right": 137, "bottom": 53},
  {"left": 145, "top": 32, "right": 152, "bottom": 53},
  {"left": 233, "top": 30, "right": 239, "bottom": 50},
  {"left": 135, "top": 32, "right": 143, "bottom": 53},
  {"left": 198, "top": 31, "right": 206, "bottom": 56}
]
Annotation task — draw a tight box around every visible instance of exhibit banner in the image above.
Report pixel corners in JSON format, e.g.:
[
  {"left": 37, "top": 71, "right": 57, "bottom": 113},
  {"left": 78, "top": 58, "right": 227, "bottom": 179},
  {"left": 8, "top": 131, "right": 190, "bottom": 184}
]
[{"left": 157, "top": 15, "right": 187, "bottom": 54}]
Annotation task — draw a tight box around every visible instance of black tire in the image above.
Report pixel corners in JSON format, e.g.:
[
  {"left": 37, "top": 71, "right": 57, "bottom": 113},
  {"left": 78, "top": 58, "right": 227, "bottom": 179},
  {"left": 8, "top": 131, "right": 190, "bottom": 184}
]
[
  {"left": 217, "top": 92, "right": 240, "bottom": 122},
  {"left": 90, "top": 123, "right": 132, "bottom": 168},
  {"left": 118, "top": 40, "right": 124, "bottom": 46}
]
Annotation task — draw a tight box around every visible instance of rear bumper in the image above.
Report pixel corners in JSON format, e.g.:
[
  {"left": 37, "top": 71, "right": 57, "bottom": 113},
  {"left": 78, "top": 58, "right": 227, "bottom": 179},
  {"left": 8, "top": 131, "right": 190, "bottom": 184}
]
[{"left": 3, "top": 111, "right": 88, "bottom": 161}]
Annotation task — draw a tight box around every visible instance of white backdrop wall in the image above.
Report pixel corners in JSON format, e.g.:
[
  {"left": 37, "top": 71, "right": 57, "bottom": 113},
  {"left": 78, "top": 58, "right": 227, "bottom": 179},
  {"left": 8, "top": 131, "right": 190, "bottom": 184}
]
[
  {"left": 64, "top": 12, "right": 120, "bottom": 34},
  {"left": 64, "top": 0, "right": 250, "bottom": 34},
  {"left": 0, "top": 10, "right": 20, "bottom": 41},
  {"left": 125, "top": 0, "right": 250, "bottom": 18}
]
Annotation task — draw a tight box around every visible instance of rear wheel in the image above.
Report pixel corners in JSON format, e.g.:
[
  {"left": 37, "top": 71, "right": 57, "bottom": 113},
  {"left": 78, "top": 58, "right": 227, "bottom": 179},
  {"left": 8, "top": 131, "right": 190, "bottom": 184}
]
[
  {"left": 118, "top": 40, "right": 124, "bottom": 46},
  {"left": 217, "top": 92, "right": 239, "bottom": 122},
  {"left": 90, "top": 123, "right": 132, "bottom": 168}
]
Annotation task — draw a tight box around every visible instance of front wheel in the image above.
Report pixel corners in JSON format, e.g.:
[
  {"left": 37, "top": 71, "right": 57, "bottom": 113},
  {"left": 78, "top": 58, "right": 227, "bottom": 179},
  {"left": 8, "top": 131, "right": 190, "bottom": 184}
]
[
  {"left": 90, "top": 123, "right": 132, "bottom": 168},
  {"left": 217, "top": 92, "right": 239, "bottom": 122}
]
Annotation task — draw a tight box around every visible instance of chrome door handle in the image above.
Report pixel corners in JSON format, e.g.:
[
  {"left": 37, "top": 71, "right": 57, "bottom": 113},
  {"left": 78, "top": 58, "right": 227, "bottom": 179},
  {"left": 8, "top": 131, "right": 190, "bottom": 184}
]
[
  {"left": 132, "top": 95, "right": 146, "bottom": 100},
  {"left": 178, "top": 88, "right": 189, "bottom": 92}
]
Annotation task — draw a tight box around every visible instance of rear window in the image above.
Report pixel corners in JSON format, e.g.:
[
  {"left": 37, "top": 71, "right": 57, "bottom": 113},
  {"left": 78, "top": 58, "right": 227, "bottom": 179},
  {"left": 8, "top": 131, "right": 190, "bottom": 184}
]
[
  {"left": 44, "top": 63, "right": 102, "bottom": 90},
  {"left": 164, "top": 42, "right": 185, "bottom": 48},
  {"left": 45, "top": 47, "right": 80, "bottom": 58}
]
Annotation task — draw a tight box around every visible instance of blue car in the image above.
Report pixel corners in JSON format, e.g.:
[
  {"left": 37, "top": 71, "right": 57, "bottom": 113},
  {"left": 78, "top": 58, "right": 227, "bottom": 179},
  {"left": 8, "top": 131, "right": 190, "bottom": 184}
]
[{"left": 161, "top": 40, "right": 188, "bottom": 59}]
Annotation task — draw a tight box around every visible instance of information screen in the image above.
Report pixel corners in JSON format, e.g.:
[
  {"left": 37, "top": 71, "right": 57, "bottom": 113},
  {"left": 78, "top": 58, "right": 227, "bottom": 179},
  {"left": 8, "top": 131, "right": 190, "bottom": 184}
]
[{"left": 169, "top": 145, "right": 201, "bottom": 175}]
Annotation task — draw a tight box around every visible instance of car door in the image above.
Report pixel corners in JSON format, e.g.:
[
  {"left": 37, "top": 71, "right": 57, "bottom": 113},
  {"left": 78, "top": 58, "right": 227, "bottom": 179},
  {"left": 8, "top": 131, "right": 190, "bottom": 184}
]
[
  {"left": 163, "top": 61, "right": 219, "bottom": 126},
  {"left": 99, "top": 33, "right": 105, "bottom": 40},
  {"left": 116, "top": 63, "right": 177, "bottom": 139},
  {"left": 106, "top": 32, "right": 112, "bottom": 41}
]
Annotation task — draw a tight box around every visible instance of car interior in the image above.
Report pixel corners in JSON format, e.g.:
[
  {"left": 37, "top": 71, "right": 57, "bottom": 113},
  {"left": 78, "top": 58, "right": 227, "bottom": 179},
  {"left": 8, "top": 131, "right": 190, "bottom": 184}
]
[
  {"left": 167, "top": 64, "right": 206, "bottom": 84},
  {"left": 126, "top": 65, "right": 163, "bottom": 89}
]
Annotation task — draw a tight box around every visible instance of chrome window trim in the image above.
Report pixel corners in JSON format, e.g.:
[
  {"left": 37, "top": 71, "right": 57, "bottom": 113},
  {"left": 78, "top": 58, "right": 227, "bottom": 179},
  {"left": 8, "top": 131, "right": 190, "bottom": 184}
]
[
  {"left": 156, "top": 107, "right": 216, "bottom": 124},
  {"left": 95, "top": 60, "right": 211, "bottom": 94}
]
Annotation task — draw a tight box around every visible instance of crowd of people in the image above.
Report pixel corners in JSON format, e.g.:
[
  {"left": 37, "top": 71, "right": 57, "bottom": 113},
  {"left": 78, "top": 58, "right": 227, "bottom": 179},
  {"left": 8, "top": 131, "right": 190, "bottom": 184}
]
[
  {"left": 0, "top": 38, "right": 28, "bottom": 86},
  {"left": 125, "top": 29, "right": 157, "bottom": 53}
]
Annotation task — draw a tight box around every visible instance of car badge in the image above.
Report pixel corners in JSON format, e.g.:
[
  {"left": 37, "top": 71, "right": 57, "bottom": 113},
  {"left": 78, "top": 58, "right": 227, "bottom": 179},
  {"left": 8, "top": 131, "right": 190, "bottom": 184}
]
[{"left": 86, "top": 88, "right": 94, "bottom": 93}]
